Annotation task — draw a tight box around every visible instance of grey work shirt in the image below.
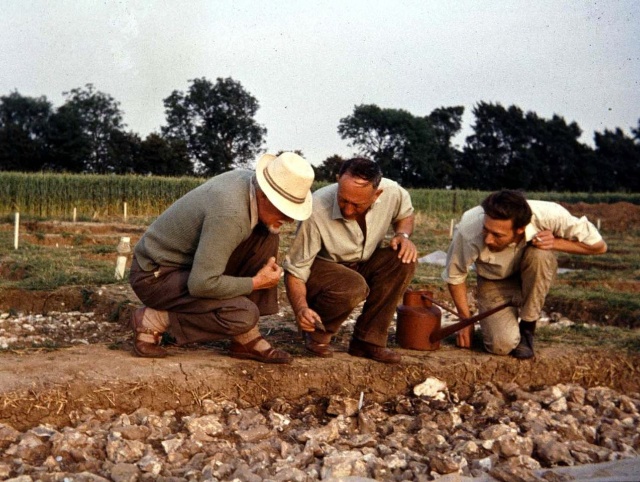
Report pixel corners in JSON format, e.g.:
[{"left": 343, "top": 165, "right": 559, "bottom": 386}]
[
  {"left": 442, "top": 200, "right": 604, "bottom": 285},
  {"left": 134, "top": 170, "right": 258, "bottom": 299},
  {"left": 283, "top": 178, "right": 414, "bottom": 283}
]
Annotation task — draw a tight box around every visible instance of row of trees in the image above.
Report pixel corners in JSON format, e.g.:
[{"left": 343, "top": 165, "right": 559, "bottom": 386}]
[
  {"left": 336, "top": 103, "right": 640, "bottom": 191},
  {"left": 1, "top": 77, "right": 639, "bottom": 191},
  {"left": 0, "top": 79, "right": 258, "bottom": 176}
]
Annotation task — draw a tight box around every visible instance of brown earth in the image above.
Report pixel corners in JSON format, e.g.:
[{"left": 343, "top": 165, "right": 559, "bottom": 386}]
[
  {"left": 558, "top": 201, "right": 640, "bottom": 233},
  {"left": 1, "top": 283, "right": 639, "bottom": 433},
  {"left": 1, "top": 203, "right": 639, "bottom": 433}
]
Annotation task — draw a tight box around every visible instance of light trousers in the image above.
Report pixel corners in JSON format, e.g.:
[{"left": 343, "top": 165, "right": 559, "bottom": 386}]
[{"left": 477, "top": 247, "right": 557, "bottom": 355}]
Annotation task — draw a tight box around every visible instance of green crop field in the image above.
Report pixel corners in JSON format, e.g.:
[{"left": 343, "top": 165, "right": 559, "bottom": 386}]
[{"left": 2, "top": 172, "right": 640, "bottom": 221}]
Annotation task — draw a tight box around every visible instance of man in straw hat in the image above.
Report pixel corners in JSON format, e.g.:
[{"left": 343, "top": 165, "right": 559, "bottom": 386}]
[
  {"left": 284, "top": 157, "right": 417, "bottom": 364},
  {"left": 443, "top": 189, "right": 606, "bottom": 359},
  {"left": 129, "top": 152, "right": 315, "bottom": 364}
]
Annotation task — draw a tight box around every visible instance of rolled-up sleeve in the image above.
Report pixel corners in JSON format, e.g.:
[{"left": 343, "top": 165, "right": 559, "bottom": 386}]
[
  {"left": 532, "top": 203, "right": 603, "bottom": 246},
  {"left": 283, "top": 219, "right": 323, "bottom": 283},
  {"left": 442, "top": 229, "right": 478, "bottom": 285},
  {"left": 569, "top": 215, "right": 603, "bottom": 245},
  {"left": 394, "top": 186, "right": 414, "bottom": 221}
]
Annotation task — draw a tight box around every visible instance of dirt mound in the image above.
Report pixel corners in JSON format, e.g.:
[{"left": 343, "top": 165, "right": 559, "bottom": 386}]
[
  {"left": 561, "top": 201, "right": 640, "bottom": 233},
  {"left": 0, "top": 284, "right": 132, "bottom": 319},
  {"left": 2, "top": 340, "right": 639, "bottom": 431}
]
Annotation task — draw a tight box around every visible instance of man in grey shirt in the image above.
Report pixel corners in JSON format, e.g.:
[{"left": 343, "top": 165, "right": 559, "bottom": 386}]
[
  {"left": 129, "top": 152, "right": 315, "bottom": 364},
  {"left": 284, "top": 158, "right": 418, "bottom": 364},
  {"left": 443, "top": 190, "right": 607, "bottom": 359}
]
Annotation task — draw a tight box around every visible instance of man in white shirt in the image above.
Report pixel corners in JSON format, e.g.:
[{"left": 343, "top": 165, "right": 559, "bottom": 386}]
[
  {"left": 443, "top": 190, "right": 607, "bottom": 359},
  {"left": 284, "top": 158, "right": 418, "bottom": 363}
]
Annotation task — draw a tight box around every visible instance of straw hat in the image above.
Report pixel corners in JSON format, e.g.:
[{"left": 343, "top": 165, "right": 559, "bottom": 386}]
[{"left": 256, "top": 152, "right": 314, "bottom": 221}]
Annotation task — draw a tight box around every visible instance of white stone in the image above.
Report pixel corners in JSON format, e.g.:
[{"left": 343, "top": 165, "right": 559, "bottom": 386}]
[{"left": 413, "top": 377, "right": 447, "bottom": 398}]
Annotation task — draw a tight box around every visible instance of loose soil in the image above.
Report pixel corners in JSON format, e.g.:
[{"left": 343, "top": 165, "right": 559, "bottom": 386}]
[{"left": 1, "top": 203, "right": 639, "bottom": 434}]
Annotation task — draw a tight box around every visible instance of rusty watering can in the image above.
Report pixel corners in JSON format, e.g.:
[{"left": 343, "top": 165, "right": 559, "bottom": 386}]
[
  {"left": 395, "top": 290, "right": 442, "bottom": 351},
  {"left": 396, "top": 289, "right": 514, "bottom": 350}
]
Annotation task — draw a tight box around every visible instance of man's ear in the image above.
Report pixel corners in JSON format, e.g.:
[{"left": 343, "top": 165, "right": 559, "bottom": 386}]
[{"left": 373, "top": 188, "right": 384, "bottom": 202}]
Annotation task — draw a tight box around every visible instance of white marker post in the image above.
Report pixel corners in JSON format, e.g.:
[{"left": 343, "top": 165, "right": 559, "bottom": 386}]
[
  {"left": 115, "top": 236, "right": 131, "bottom": 280},
  {"left": 123, "top": 202, "right": 128, "bottom": 223},
  {"left": 14, "top": 212, "right": 19, "bottom": 249},
  {"left": 73, "top": 207, "right": 77, "bottom": 223}
]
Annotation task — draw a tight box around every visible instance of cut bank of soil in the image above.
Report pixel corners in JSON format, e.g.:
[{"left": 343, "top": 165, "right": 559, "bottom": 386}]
[{"left": 1, "top": 283, "right": 639, "bottom": 433}]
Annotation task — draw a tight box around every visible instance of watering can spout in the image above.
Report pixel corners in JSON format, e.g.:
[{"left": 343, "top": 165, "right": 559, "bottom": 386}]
[{"left": 427, "top": 299, "right": 514, "bottom": 343}]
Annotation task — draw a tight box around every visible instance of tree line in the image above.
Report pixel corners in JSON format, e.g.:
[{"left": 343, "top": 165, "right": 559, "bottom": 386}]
[{"left": 1, "top": 77, "right": 638, "bottom": 191}]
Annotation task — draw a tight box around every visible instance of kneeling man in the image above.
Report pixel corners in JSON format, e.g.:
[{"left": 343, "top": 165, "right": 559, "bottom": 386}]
[{"left": 443, "top": 190, "right": 606, "bottom": 359}]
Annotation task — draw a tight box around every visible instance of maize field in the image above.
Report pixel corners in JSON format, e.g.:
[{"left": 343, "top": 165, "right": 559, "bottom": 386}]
[{"left": 1, "top": 172, "right": 638, "bottom": 220}]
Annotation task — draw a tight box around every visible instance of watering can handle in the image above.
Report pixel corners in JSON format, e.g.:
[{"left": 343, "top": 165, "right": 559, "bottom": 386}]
[
  {"left": 422, "top": 294, "right": 460, "bottom": 317},
  {"left": 428, "top": 300, "right": 514, "bottom": 343}
]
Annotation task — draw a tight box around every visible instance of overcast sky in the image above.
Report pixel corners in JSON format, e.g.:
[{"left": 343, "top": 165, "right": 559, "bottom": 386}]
[{"left": 1, "top": 0, "right": 639, "bottom": 166}]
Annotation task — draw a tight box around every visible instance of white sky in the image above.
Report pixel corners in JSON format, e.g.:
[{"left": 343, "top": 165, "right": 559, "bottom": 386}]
[{"left": 1, "top": 0, "right": 639, "bottom": 166}]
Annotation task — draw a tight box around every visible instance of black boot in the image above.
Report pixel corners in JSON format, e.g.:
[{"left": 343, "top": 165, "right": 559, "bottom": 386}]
[{"left": 511, "top": 320, "right": 536, "bottom": 359}]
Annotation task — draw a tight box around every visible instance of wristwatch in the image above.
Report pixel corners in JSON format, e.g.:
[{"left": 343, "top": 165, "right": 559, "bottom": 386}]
[{"left": 394, "top": 232, "right": 410, "bottom": 239}]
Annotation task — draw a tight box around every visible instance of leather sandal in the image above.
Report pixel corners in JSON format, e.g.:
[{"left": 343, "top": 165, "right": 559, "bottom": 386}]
[
  {"left": 305, "top": 333, "right": 333, "bottom": 358},
  {"left": 229, "top": 336, "right": 292, "bottom": 364},
  {"left": 131, "top": 307, "right": 168, "bottom": 358}
]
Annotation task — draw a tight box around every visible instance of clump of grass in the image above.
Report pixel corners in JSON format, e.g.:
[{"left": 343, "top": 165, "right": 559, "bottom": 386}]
[
  {"left": 537, "top": 324, "right": 640, "bottom": 353},
  {"left": 431, "top": 324, "right": 640, "bottom": 354},
  {"left": 0, "top": 234, "right": 119, "bottom": 290}
]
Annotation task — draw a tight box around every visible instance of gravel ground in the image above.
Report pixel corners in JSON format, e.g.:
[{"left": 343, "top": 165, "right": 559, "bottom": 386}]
[
  {"left": 1, "top": 375, "right": 638, "bottom": 481},
  {"left": 1, "top": 308, "right": 639, "bottom": 481}
]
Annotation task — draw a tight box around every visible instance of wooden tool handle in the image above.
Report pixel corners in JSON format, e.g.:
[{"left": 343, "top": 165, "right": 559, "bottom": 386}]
[{"left": 429, "top": 301, "right": 513, "bottom": 343}]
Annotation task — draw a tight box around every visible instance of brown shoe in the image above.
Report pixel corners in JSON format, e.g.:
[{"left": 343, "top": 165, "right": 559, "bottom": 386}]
[
  {"left": 229, "top": 336, "right": 292, "bottom": 364},
  {"left": 348, "top": 337, "right": 401, "bottom": 364},
  {"left": 305, "top": 333, "right": 333, "bottom": 358},
  {"left": 131, "top": 307, "right": 168, "bottom": 358}
]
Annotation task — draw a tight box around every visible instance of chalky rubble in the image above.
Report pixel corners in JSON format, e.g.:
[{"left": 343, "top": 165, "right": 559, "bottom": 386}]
[{"left": 0, "top": 378, "right": 638, "bottom": 481}]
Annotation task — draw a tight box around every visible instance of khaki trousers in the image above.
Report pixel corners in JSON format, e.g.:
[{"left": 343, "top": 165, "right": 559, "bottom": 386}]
[
  {"left": 305, "top": 247, "right": 416, "bottom": 347},
  {"left": 477, "top": 246, "right": 557, "bottom": 355},
  {"left": 129, "top": 224, "right": 279, "bottom": 345}
]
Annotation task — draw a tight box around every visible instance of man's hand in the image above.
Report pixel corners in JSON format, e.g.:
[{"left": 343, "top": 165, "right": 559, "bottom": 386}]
[
  {"left": 284, "top": 273, "right": 324, "bottom": 333},
  {"left": 295, "top": 307, "right": 324, "bottom": 332},
  {"left": 456, "top": 325, "right": 473, "bottom": 348},
  {"left": 448, "top": 282, "right": 474, "bottom": 349},
  {"left": 533, "top": 230, "right": 608, "bottom": 255},
  {"left": 531, "top": 229, "right": 555, "bottom": 250},
  {"left": 252, "top": 257, "right": 282, "bottom": 290},
  {"left": 390, "top": 234, "right": 418, "bottom": 263}
]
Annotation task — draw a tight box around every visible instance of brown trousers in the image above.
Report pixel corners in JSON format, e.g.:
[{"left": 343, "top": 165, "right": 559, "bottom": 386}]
[
  {"left": 305, "top": 247, "right": 416, "bottom": 347},
  {"left": 129, "top": 224, "right": 279, "bottom": 345}
]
